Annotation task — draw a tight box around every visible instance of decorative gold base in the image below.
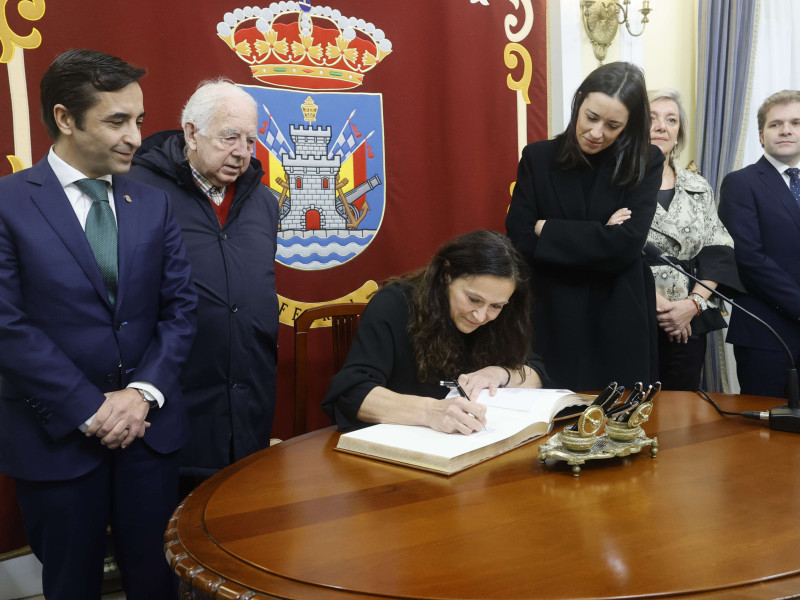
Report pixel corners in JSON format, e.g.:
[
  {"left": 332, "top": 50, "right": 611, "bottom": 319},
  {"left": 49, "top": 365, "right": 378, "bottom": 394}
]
[{"left": 539, "top": 430, "right": 657, "bottom": 477}]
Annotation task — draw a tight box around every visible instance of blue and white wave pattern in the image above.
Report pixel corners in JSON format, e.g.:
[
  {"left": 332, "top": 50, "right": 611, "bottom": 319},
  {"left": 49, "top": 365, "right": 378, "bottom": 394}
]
[{"left": 277, "top": 233, "right": 375, "bottom": 270}]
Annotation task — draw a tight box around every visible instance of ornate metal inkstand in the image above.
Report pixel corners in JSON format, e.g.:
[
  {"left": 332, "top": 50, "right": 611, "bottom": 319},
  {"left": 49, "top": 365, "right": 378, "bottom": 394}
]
[{"left": 538, "top": 382, "right": 659, "bottom": 477}]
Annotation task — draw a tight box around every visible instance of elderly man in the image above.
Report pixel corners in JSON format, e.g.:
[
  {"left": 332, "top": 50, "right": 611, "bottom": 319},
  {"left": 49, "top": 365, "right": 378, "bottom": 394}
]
[
  {"left": 719, "top": 90, "right": 800, "bottom": 399},
  {"left": 0, "top": 50, "right": 197, "bottom": 599},
  {"left": 130, "top": 79, "right": 279, "bottom": 488}
]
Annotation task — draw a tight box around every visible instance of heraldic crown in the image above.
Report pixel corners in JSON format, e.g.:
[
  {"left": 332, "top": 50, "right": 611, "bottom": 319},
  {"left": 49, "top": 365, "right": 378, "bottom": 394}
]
[{"left": 217, "top": 2, "right": 393, "bottom": 91}]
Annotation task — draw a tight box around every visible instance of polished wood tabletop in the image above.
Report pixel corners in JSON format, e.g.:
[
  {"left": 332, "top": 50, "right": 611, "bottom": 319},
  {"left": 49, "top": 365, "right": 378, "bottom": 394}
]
[{"left": 166, "top": 392, "right": 800, "bottom": 599}]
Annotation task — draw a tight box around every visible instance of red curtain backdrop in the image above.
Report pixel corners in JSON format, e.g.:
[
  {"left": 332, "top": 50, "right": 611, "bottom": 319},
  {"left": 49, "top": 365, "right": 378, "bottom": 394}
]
[
  {"left": 0, "top": 477, "right": 25, "bottom": 555},
  {"left": 1, "top": 0, "right": 546, "bottom": 448}
]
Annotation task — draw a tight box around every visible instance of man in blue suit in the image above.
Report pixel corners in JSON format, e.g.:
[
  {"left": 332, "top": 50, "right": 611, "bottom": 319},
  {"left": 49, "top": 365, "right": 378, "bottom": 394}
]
[
  {"left": 719, "top": 90, "right": 800, "bottom": 399},
  {"left": 0, "top": 50, "right": 197, "bottom": 599}
]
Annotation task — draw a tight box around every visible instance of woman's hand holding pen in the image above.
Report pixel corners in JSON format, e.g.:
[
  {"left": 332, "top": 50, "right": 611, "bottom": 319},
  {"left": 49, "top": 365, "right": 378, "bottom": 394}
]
[
  {"left": 358, "top": 382, "right": 489, "bottom": 435},
  {"left": 426, "top": 395, "right": 487, "bottom": 435}
]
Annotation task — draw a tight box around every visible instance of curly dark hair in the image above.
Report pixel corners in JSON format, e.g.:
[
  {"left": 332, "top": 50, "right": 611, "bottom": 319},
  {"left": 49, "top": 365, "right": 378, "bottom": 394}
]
[
  {"left": 556, "top": 61, "right": 652, "bottom": 187},
  {"left": 388, "top": 230, "right": 532, "bottom": 383}
]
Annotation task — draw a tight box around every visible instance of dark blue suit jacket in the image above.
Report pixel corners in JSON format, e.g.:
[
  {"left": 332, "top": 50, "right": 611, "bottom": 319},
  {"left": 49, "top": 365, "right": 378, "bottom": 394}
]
[
  {"left": 0, "top": 158, "right": 197, "bottom": 482},
  {"left": 719, "top": 155, "right": 800, "bottom": 354}
]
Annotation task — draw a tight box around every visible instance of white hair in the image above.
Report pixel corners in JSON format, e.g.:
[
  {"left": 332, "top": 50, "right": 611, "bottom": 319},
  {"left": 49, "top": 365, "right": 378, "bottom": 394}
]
[{"left": 180, "top": 78, "right": 256, "bottom": 133}]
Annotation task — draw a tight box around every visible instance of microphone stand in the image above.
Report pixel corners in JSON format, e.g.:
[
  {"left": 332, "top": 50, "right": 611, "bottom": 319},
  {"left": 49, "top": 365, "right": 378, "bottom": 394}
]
[{"left": 644, "top": 244, "right": 800, "bottom": 433}]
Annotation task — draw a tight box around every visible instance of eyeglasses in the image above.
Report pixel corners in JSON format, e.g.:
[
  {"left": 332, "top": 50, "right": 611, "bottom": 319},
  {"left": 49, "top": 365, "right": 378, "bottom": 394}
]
[{"left": 202, "top": 131, "right": 257, "bottom": 151}]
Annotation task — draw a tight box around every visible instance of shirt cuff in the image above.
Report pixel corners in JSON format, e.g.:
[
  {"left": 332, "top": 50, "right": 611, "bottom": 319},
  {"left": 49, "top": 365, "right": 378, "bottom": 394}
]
[
  {"left": 127, "top": 381, "right": 165, "bottom": 408},
  {"left": 79, "top": 415, "right": 93, "bottom": 433},
  {"left": 78, "top": 383, "right": 165, "bottom": 433}
]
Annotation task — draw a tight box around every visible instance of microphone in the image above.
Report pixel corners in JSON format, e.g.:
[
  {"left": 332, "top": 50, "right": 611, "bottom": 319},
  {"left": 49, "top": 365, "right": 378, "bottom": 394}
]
[{"left": 643, "top": 242, "right": 800, "bottom": 433}]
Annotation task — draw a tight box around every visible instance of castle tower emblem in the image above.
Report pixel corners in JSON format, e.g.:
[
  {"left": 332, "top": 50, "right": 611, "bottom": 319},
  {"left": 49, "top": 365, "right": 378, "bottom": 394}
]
[
  {"left": 274, "top": 95, "right": 381, "bottom": 237},
  {"left": 222, "top": 3, "right": 388, "bottom": 271},
  {"left": 277, "top": 97, "right": 344, "bottom": 231},
  {"left": 247, "top": 88, "right": 385, "bottom": 271}
]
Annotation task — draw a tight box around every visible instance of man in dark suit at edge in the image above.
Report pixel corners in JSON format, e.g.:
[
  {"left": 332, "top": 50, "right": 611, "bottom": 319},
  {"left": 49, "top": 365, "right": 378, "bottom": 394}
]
[
  {"left": 0, "top": 50, "right": 197, "bottom": 599},
  {"left": 719, "top": 90, "right": 800, "bottom": 398}
]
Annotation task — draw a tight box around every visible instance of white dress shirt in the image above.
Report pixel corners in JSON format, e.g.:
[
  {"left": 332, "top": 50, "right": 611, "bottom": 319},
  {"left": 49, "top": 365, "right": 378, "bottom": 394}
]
[{"left": 764, "top": 152, "right": 800, "bottom": 189}]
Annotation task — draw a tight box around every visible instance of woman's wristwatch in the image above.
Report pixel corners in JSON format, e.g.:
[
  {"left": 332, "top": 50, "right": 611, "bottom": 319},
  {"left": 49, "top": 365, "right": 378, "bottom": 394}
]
[{"left": 687, "top": 293, "right": 708, "bottom": 315}]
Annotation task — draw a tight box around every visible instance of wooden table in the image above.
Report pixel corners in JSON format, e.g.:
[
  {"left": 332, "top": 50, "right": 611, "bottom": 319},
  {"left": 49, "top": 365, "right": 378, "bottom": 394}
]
[{"left": 166, "top": 392, "right": 800, "bottom": 599}]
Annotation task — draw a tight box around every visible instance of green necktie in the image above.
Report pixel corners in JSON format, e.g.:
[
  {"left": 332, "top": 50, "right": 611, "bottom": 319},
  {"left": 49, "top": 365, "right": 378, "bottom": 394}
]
[{"left": 75, "top": 178, "right": 118, "bottom": 305}]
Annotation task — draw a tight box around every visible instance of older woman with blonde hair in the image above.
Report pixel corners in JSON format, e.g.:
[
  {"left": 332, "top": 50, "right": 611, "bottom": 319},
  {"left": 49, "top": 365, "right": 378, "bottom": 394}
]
[{"left": 645, "top": 88, "right": 743, "bottom": 390}]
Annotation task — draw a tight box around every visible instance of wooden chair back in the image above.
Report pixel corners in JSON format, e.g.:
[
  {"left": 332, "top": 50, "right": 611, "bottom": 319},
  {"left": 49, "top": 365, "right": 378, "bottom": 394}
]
[{"left": 293, "top": 303, "right": 367, "bottom": 436}]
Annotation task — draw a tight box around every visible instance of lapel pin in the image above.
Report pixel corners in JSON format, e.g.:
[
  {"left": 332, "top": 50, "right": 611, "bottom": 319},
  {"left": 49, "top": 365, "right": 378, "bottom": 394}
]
[{"left": 124, "top": 195, "right": 132, "bottom": 203}]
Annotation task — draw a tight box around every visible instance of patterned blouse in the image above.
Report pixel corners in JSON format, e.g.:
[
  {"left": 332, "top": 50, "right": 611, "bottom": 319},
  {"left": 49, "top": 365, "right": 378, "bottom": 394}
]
[{"left": 646, "top": 167, "right": 738, "bottom": 308}]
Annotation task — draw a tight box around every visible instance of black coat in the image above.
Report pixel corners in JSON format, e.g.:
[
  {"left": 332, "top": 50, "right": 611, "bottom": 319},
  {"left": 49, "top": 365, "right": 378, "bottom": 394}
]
[
  {"left": 506, "top": 138, "right": 663, "bottom": 391},
  {"left": 130, "top": 131, "right": 279, "bottom": 476},
  {"left": 321, "top": 284, "right": 442, "bottom": 430}
]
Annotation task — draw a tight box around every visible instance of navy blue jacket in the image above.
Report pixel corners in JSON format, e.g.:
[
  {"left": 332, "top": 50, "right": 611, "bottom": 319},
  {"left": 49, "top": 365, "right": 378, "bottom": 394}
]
[
  {"left": 130, "top": 131, "right": 279, "bottom": 476},
  {"left": 719, "top": 156, "right": 800, "bottom": 354},
  {"left": 0, "top": 158, "right": 197, "bottom": 481}
]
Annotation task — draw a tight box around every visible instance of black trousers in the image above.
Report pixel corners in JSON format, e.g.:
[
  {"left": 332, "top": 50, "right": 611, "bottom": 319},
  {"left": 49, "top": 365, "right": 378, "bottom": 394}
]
[{"left": 657, "top": 329, "right": 708, "bottom": 391}]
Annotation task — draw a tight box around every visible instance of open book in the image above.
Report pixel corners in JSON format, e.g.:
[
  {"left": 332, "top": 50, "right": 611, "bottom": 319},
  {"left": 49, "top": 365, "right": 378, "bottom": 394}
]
[{"left": 335, "top": 388, "right": 592, "bottom": 475}]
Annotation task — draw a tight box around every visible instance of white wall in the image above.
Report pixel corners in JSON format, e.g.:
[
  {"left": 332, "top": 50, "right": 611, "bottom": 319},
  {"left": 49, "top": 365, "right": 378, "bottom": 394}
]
[
  {"left": 549, "top": 0, "right": 698, "bottom": 167},
  {"left": 739, "top": 0, "right": 800, "bottom": 169}
]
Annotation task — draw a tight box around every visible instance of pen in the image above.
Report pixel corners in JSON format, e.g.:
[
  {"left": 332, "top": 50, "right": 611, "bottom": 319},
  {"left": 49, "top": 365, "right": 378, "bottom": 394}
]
[
  {"left": 602, "top": 385, "right": 626, "bottom": 414},
  {"left": 618, "top": 384, "right": 651, "bottom": 422},
  {"left": 439, "top": 380, "right": 468, "bottom": 398},
  {"left": 643, "top": 381, "right": 662, "bottom": 404},
  {"left": 591, "top": 381, "right": 618, "bottom": 407},
  {"left": 609, "top": 385, "right": 646, "bottom": 422},
  {"left": 566, "top": 381, "right": 617, "bottom": 431},
  {"left": 439, "top": 380, "right": 485, "bottom": 431},
  {"left": 616, "top": 382, "right": 661, "bottom": 423},
  {"left": 611, "top": 399, "right": 641, "bottom": 421}
]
